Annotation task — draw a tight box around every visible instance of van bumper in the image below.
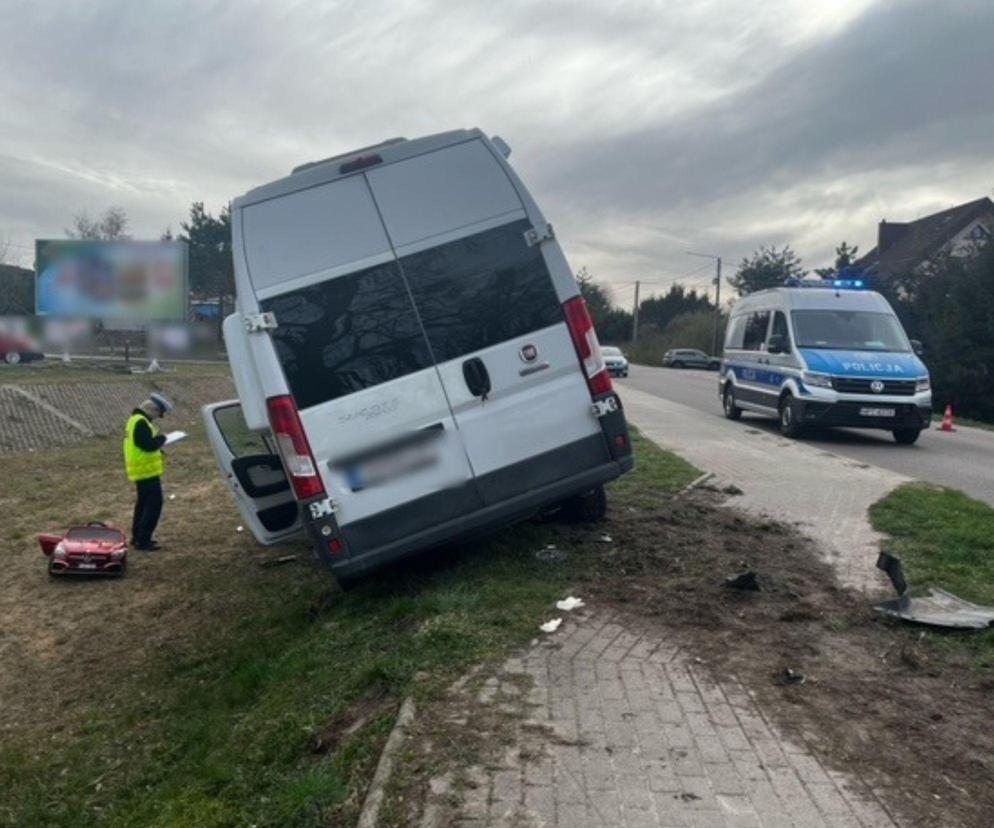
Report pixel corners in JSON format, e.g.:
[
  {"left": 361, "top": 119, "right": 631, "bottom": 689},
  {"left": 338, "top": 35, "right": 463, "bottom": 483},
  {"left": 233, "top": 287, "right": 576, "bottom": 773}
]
[
  {"left": 794, "top": 399, "right": 932, "bottom": 430},
  {"left": 322, "top": 454, "right": 632, "bottom": 580}
]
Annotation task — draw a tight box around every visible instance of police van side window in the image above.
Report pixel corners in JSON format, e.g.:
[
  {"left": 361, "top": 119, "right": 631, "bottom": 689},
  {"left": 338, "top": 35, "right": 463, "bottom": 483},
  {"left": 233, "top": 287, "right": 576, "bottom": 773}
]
[
  {"left": 725, "top": 316, "right": 747, "bottom": 349},
  {"left": 770, "top": 311, "right": 789, "bottom": 342},
  {"left": 742, "top": 311, "right": 771, "bottom": 350},
  {"left": 398, "top": 219, "right": 563, "bottom": 363},
  {"left": 262, "top": 261, "right": 435, "bottom": 410}
]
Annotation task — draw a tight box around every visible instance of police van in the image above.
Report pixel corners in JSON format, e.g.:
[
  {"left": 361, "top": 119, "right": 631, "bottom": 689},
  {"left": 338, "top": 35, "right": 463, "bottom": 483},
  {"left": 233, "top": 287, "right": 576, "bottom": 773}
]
[
  {"left": 202, "top": 129, "right": 633, "bottom": 586},
  {"left": 719, "top": 279, "right": 931, "bottom": 444}
]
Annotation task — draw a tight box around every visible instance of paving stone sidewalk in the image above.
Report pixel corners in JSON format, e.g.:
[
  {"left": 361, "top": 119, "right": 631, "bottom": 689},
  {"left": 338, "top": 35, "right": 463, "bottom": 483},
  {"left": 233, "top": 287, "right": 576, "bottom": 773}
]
[{"left": 422, "top": 610, "right": 900, "bottom": 828}]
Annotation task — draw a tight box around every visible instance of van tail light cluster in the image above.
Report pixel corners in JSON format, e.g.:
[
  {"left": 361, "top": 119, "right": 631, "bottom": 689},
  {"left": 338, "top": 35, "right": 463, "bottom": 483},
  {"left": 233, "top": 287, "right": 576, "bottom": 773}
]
[
  {"left": 266, "top": 395, "right": 326, "bottom": 500},
  {"left": 562, "top": 296, "right": 613, "bottom": 397}
]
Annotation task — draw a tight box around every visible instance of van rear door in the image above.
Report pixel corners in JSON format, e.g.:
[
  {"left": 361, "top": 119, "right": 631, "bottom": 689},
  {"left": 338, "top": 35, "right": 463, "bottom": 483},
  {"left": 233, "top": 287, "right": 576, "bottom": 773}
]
[
  {"left": 239, "top": 175, "right": 483, "bottom": 554},
  {"left": 202, "top": 401, "right": 303, "bottom": 544},
  {"left": 365, "top": 138, "right": 608, "bottom": 504}
]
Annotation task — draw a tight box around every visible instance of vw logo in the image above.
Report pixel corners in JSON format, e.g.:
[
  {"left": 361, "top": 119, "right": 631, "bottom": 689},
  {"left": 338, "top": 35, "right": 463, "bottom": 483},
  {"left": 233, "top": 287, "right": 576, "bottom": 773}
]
[
  {"left": 870, "top": 380, "right": 885, "bottom": 394},
  {"left": 519, "top": 344, "right": 538, "bottom": 363}
]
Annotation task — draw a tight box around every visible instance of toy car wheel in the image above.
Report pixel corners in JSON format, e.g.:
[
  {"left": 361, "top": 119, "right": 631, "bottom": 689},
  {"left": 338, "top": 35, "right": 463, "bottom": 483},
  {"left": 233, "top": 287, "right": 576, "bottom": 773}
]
[
  {"left": 672, "top": 360, "right": 684, "bottom": 369},
  {"left": 4, "top": 351, "right": 21, "bottom": 365}
]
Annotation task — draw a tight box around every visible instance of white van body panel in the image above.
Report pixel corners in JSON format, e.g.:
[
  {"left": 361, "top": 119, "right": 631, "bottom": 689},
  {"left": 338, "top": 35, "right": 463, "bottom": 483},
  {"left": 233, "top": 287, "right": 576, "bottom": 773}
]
[
  {"left": 241, "top": 174, "right": 391, "bottom": 294},
  {"left": 365, "top": 140, "right": 523, "bottom": 249},
  {"left": 435, "top": 323, "right": 599, "bottom": 477},
  {"left": 298, "top": 366, "right": 473, "bottom": 525},
  {"left": 222, "top": 313, "right": 269, "bottom": 431}
]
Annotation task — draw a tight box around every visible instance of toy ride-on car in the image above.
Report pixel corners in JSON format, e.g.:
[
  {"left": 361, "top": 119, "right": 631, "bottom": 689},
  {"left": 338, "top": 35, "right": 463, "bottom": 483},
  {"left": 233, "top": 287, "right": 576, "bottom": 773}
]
[{"left": 39, "top": 522, "right": 128, "bottom": 577}]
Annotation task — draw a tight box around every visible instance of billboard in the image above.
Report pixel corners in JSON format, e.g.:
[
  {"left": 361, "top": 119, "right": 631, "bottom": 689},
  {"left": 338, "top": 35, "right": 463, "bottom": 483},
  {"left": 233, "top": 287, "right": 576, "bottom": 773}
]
[{"left": 35, "top": 240, "right": 188, "bottom": 321}]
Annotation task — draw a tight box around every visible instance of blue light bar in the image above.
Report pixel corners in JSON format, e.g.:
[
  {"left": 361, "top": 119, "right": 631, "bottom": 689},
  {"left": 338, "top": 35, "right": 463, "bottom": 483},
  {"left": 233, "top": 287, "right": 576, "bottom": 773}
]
[{"left": 783, "top": 277, "right": 868, "bottom": 290}]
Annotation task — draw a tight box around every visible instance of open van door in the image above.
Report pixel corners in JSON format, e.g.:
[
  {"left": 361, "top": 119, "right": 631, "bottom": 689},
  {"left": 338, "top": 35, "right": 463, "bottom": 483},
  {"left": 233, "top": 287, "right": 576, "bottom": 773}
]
[{"left": 202, "top": 401, "right": 303, "bottom": 544}]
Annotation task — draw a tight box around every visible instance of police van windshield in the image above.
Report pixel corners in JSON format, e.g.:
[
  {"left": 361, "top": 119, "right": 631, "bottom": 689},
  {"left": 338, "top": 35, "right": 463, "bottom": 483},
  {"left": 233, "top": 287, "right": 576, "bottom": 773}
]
[{"left": 791, "top": 310, "right": 909, "bottom": 352}]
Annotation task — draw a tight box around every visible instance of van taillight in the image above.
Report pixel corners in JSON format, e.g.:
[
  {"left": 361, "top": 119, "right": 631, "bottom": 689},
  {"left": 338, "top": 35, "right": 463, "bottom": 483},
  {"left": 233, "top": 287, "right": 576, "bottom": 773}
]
[
  {"left": 562, "top": 296, "right": 613, "bottom": 397},
  {"left": 266, "top": 395, "right": 326, "bottom": 500}
]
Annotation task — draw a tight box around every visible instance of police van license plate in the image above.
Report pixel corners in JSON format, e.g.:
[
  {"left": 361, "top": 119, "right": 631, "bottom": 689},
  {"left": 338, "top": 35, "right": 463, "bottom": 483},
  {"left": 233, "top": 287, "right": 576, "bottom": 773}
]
[{"left": 860, "top": 407, "right": 895, "bottom": 417}]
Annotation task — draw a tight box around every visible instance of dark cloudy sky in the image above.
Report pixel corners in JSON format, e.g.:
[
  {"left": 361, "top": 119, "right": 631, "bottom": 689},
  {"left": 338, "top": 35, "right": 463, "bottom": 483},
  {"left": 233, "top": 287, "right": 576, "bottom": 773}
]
[{"left": 2, "top": 0, "right": 992, "bottom": 304}]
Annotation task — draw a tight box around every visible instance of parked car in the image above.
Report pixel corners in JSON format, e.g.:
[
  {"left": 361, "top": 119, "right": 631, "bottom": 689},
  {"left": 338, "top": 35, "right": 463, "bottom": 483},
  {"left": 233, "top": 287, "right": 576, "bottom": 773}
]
[
  {"left": 662, "top": 349, "right": 719, "bottom": 370},
  {"left": 719, "top": 280, "right": 931, "bottom": 443},
  {"left": 203, "top": 129, "right": 634, "bottom": 587},
  {"left": 39, "top": 523, "right": 128, "bottom": 577},
  {"left": 0, "top": 331, "right": 44, "bottom": 365},
  {"left": 601, "top": 346, "right": 629, "bottom": 377}
]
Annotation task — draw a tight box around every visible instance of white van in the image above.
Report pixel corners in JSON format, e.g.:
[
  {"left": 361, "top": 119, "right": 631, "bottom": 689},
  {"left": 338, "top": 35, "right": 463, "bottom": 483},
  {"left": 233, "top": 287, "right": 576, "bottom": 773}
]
[
  {"left": 719, "top": 280, "right": 932, "bottom": 443},
  {"left": 203, "top": 129, "right": 633, "bottom": 585}
]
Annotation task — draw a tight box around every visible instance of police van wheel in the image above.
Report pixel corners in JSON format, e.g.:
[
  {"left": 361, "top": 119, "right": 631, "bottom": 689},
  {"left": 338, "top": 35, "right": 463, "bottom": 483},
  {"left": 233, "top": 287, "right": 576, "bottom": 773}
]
[
  {"left": 564, "top": 485, "right": 607, "bottom": 523},
  {"left": 723, "top": 386, "right": 742, "bottom": 420},
  {"left": 892, "top": 428, "right": 921, "bottom": 445},
  {"left": 778, "top": 395, "right": 802, "bottom": 438}
]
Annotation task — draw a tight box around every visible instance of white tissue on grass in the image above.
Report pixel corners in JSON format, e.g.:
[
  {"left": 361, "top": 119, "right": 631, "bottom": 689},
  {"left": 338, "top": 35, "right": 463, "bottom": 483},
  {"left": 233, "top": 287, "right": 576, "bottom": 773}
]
[
  {"left": 556, "top": 596, "right": 585, "bottom": 612},
  {"left": 598, "top": 534, "right": 612, "bottom": 543},
  {"left": 168, "top": 494, "right": 176, "bottom": 501},
  {"left": 540, "top": 618, "right": 563, "bottom": 633},
  {"left": 236, "top": 525, "right": 244, "bottom": 533}
]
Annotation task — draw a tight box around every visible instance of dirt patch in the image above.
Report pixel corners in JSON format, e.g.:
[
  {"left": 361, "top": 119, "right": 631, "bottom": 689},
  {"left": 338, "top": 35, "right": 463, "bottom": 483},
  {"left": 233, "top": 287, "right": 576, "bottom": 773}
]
[
  {"left": 581, "top": 492, "right": 994, "bottom": 827},
  {"left": 384, "top": 493, "right": 994, "bottom": 827}
]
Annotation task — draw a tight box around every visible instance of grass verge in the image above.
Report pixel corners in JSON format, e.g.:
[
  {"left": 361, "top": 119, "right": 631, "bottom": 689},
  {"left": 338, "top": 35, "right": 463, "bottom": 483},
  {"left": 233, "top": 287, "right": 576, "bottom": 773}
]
[
  {"left": 870, "top": 482, "right": 994, "bottom": 667},
  {"left": 0, "top": 421, "right": 696, "bottom": 828}
]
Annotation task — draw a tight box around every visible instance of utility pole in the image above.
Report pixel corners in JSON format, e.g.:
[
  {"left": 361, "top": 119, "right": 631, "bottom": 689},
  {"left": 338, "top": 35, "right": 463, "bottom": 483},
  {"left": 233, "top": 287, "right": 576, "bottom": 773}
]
[
  {"left": 712, "top": 257, "right": 722, "bottom": 356},
  {"left": 631, "top": 280, "right": 640, "bottom": 345},
  {"left": 687, "top": 251, "right": 723, "bottom": 355}
]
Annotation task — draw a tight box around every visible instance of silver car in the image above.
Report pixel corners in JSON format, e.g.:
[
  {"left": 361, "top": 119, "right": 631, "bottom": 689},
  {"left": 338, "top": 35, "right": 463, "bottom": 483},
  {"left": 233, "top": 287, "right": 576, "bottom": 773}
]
[{"left": 601, "top": 346, "right": 629, "bottom": 377}]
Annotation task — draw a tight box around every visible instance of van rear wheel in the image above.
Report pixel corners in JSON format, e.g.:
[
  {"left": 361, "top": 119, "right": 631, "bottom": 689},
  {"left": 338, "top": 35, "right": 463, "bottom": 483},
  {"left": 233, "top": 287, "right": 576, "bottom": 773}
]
[
  {"left": 563, "top": 485, "right": 607, "bottom": 523},
  {"left": 892, "top": 428, "right": 921, "bottom": 445}
]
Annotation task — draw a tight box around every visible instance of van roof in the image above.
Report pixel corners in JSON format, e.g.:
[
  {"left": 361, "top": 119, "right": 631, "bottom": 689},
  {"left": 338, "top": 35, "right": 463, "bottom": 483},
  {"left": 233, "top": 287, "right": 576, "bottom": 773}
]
[
  {"left": 729, "top": 286, "right": 893, "bottom": 314},
  {"left": 234, "top": 128, "right": 485, "bottom": 208}
]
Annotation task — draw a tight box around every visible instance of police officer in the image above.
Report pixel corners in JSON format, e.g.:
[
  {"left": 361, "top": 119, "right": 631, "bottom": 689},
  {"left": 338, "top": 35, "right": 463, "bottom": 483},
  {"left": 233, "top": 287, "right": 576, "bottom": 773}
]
[{"left": 124, "top": 392, "right": 173, "bottom": 550}]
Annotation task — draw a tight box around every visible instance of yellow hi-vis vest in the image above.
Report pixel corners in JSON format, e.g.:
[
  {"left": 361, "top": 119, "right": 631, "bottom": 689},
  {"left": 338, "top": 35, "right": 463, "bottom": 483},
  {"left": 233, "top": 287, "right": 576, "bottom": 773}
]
[{"left": 123, "top": 413, "right": 164, "bottom": 482}]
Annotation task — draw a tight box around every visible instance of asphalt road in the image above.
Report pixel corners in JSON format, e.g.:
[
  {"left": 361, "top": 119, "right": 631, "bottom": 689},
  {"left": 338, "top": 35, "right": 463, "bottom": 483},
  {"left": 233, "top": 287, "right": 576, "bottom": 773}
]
[{"left": 620, "top": 364, "right": 994, "bottom": 507}]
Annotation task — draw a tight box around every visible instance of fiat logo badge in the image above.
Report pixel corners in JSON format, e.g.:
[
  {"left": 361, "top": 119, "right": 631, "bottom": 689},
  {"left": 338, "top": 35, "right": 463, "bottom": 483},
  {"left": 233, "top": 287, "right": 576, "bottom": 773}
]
[
  {"left": 870, "top": 380, "right": 885, "bottom": 393},
  {"left": 519, "top": 344, "right": 538, "bottom": 363}
]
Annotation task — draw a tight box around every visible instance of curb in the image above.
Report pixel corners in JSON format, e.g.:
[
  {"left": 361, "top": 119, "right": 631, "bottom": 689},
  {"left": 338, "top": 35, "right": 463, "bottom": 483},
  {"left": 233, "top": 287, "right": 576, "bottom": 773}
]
[{"left": 356, "top": 698, "right": 416, "bottom": 828}]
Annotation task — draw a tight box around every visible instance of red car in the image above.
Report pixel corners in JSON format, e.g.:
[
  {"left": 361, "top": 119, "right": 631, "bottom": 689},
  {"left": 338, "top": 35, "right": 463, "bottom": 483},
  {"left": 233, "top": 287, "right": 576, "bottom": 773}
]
[
  {"left": 39, "top": 523, "right": 128, "bottom": 577},
  {"left": 0, "top": 331, "right": 44, "bottom": 365}
]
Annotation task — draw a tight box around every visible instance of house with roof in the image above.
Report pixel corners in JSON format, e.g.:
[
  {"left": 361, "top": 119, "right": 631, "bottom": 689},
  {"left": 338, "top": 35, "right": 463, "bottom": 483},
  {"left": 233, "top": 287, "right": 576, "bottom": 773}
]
[{"left": 853, "top": 196, "right": 993, "bottom": 279}]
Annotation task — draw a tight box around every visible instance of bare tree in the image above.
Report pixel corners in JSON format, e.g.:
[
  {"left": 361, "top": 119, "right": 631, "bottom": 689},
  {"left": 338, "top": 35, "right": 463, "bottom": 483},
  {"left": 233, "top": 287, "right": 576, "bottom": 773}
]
[{"left": 65, "top": 206, "right": 132, "bottom": 240}]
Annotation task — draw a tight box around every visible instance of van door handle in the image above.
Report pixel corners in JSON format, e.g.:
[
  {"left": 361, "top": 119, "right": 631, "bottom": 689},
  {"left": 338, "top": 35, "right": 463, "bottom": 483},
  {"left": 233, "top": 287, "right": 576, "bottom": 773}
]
[{"left": 462, "top": 357, "right": 492, "bottom": 399}]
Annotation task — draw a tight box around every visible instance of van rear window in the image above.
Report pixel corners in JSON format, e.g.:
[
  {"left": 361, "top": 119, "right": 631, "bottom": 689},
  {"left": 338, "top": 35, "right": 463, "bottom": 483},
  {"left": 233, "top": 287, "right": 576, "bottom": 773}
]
[
  {"left": 262, "top": 261, "right": 434, "bottom": 410},
  {"left": 399, "top": 220, "right": 563, "bottom": 362}
]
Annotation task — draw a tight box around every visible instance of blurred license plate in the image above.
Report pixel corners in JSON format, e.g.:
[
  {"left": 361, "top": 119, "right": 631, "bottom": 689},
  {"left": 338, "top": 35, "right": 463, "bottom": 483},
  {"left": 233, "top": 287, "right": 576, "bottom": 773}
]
[
  {"left": 860, "top": 407, "right": 895, "bottom": 417},
  {"left": 76, "top": 563, "right": 97, "bottom": 570},
  {"left": 346, "top": 443, "right": 438, "bottom": 491}
]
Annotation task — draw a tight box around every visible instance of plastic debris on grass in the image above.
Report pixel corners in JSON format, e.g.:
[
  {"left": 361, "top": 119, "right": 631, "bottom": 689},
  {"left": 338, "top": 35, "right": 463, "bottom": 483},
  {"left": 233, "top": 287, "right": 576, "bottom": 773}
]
[
  {"left": 534, "top": 544, "right": 566, "bottom": 563},
  {"left": 873, "top": 552, "right": 994, "bottom": 630},
  {"left": 556, "top": 596, "right": 585, "bottom": 612},
  {"left": 540, "top": 618, "right": 563, "bottom": 633}
]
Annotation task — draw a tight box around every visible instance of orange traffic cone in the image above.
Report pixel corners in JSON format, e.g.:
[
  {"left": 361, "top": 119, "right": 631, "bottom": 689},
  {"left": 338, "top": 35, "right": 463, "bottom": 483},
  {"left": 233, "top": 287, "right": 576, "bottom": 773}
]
[{"left": 939, "top": 404, "right": 956, "bottom": 432}]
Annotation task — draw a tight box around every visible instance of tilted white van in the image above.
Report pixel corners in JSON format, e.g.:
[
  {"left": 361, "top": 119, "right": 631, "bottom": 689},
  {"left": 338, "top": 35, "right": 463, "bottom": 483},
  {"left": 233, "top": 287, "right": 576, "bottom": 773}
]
[{"left": 204, "top": 129, "right": 634, "bottom": 586}]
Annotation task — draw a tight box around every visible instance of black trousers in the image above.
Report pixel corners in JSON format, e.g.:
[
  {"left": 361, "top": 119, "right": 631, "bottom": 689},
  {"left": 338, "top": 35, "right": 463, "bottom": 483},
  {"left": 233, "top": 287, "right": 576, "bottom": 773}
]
[{"left": 132, "top": 476, "right": 163, "bottom": 547}]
